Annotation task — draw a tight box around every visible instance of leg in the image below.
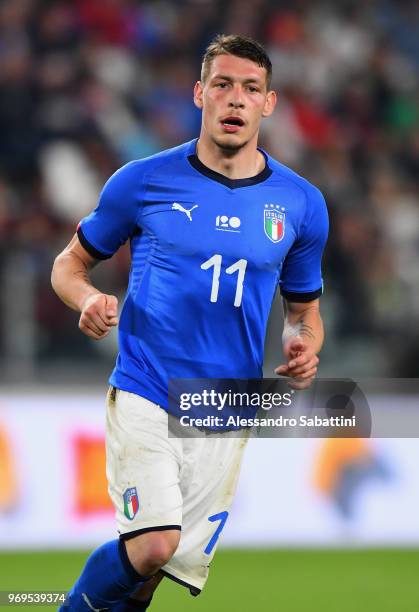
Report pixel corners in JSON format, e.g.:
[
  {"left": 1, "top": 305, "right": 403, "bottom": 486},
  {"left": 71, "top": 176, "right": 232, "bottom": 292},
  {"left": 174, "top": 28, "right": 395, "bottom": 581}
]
[
  {"left": 61, "top": 530, "right": 179, "bottom": 611},
  {"left": 59, "top": 538, "right": 148, "bottom": 611},
  {"left": 62, "top": 389, "right": 183, "bottom": 610},
  {"left": 124, "top": 530, "right": 180, "bottom": 577},
  {"left": 111, "top": 531, "right": 179, "bottom": 611},
  {"left": 130, "top": 572, "right": 164, "bottom": 601},
  {"left": 113, "top": 573, "right": 164, "bottom": 611}
]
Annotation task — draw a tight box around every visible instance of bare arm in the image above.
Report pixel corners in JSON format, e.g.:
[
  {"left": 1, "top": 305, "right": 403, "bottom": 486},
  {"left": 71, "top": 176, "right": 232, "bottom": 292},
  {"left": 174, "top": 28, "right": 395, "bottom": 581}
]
[
  {"left": 282, "top": 298, "right": 324, "bottom": 355},
  {"left": 275, "top": 298, "right": 324, "bottom": 389},
  {"left": 51, "top": 234, "right": 118, "bottom": 340}
]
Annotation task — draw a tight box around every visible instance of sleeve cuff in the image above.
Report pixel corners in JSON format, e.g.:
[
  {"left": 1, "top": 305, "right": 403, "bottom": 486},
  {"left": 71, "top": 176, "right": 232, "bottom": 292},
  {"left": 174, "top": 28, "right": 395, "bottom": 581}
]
[
  {"left": 280, "top": 286, "right": 323, "bottom": 302},
  {"left": 77, "top": 226, "right": 112, "bottom": 260}
]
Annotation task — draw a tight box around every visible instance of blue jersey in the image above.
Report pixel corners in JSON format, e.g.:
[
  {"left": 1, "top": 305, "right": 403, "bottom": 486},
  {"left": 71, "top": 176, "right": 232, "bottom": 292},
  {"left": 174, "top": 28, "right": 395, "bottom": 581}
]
[{"left": 78, "top": 139, "right": 328, "bottom": 410}]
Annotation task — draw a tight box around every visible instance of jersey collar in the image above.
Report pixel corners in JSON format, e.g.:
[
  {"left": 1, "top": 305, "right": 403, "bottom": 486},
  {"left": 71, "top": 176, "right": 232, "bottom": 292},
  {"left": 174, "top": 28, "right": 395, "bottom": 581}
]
[{"left": 187, "top": 139, "right": 272, "bottom": 189}]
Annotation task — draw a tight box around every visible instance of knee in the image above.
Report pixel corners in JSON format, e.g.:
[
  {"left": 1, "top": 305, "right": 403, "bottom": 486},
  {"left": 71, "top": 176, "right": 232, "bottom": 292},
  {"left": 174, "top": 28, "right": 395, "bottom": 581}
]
[
  {"left": 125, "top": 529, "right": 180, "bottom": 576},
  {"left": 144, "top": 534, "right": 176, "bottom": 572}
]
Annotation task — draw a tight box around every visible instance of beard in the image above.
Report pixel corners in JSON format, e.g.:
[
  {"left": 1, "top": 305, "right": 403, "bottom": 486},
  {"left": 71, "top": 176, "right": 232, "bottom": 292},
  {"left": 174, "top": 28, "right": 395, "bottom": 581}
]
[{"left": 210, "top": 134, "right": 249, "bottom": 155}]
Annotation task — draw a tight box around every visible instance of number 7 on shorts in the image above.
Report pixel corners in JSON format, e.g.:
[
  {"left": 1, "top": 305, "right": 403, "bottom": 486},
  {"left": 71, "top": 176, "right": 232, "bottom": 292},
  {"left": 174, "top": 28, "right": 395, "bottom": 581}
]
[{"left": 204, "top": 511, "right": 229, "bottom": 555}]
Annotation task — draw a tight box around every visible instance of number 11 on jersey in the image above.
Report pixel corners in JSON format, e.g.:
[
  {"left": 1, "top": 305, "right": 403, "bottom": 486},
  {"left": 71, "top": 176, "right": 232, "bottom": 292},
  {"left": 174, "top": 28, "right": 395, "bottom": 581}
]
[{"left": 201, "top": 255, "right": 247, "bottom": 307}]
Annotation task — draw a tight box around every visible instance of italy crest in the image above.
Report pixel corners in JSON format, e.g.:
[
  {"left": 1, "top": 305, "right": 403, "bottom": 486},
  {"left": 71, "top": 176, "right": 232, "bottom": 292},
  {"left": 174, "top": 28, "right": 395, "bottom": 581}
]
[
  {"left": 123, "top": 487, "right": 139, "bottom": 520},
  {"left": 264, "top": 207, "right": 285, "bottom": 243}
]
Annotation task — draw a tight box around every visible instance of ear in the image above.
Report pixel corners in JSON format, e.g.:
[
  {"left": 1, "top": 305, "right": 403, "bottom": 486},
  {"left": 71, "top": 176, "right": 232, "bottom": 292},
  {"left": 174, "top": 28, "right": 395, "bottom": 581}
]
[
  {"left": 262, "top": 90, "right": 277, "bottom": 118},
  {"left": 193, "top": 81, "right": 203, "bottom": 109}
]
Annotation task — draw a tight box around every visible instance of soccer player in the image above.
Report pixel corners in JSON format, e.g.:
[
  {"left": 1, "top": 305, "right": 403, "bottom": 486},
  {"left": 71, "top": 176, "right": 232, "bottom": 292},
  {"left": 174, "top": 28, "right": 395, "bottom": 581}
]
[{"left": 51, "top": 34, "right": 328, "bottom": 611}]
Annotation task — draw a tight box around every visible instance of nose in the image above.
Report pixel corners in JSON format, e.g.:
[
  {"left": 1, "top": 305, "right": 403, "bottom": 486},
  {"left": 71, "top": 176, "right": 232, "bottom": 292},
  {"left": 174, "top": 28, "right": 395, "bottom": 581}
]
[{"left": 228, "top": 84, "right": 245, "bottom": 109}]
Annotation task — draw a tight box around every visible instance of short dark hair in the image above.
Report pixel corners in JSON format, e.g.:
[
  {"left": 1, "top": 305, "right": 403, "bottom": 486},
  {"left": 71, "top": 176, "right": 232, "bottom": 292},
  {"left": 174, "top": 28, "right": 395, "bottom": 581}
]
[{"left": 201, "top": 34, "right": 272, "bottom": 89}]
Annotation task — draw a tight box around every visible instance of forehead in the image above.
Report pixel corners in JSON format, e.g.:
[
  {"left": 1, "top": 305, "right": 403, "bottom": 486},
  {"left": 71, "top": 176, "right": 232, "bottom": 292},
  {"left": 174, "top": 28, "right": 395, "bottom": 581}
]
[{"left": 207, "top": 54, "right": 267, "bottom": 84}]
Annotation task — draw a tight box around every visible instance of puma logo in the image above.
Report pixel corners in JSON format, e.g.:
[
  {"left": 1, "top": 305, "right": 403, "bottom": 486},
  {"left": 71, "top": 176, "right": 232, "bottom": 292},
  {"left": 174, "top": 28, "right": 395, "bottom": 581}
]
[
  {"left": 82, "top": 593, "right": 109, "bottom": 611},
  {"left": 172, "top": 202, "right": 198, "bottom": 221}
]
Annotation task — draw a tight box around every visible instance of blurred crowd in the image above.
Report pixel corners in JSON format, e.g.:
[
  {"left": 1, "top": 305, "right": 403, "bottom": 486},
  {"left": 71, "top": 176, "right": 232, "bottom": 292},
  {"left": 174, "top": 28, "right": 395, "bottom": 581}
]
[{"left": 0, "top": 0, "right": 418, "bottom": 381}]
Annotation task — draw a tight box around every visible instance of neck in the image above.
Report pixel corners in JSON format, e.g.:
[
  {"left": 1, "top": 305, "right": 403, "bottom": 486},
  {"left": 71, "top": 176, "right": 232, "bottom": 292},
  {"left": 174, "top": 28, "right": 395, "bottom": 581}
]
[{"left": 196, "top": 132, "right": 265, "bottom": 179}]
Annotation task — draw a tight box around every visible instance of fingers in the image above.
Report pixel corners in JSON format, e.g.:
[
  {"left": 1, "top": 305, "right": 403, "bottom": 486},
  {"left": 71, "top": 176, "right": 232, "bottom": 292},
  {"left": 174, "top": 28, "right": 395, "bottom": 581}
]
[
  {"left": 275, "top": 351, "right": 319, "bottom": 389},
  {"left": 79, "top": 319, "right": 111, "bottom": 340},
  {"left": 79, "top": 293, "right": 119, "bottom": 340},
  {"left": 294, "top": 366, "right": 318, "bottom": 380},
  {"left": 274, "top": 364, "right": 289, "bottom": 375},
  {"left": 105, "top": 294, "right": 118, "bottom": 319},
  {"left": 276, "top": 366, "right": 317, "bottom": 381},
  {"left": 79, "top": 311, "right": 111, "bottom": 339},
  {"left": 287, "top": 355, "right": 319, "bottom": 376},
  {"left": 275, "top": 367, "right": 315, "bottom": 390},
  {"left": 276, "top": 355, "right": 318, "bottom": 375}
]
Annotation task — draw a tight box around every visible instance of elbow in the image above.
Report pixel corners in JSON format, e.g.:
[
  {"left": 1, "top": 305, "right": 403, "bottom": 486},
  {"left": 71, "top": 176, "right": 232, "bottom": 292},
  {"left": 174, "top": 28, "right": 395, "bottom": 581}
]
[
  {"left": 51, "top": 252, "right": 63, "bottom": 295},
  {"left": 50, "top": 258, "right": 58, "bottom": 294}
]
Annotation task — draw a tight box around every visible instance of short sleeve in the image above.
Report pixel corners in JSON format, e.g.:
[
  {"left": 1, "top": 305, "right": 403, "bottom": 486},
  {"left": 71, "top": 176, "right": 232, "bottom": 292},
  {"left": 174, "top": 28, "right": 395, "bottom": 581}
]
[
  {"left": 77, "top": 161, "right": 143, "bottom": 259},
  {"left": 280, "top": 185, "right": 329, "bottom": 302}
]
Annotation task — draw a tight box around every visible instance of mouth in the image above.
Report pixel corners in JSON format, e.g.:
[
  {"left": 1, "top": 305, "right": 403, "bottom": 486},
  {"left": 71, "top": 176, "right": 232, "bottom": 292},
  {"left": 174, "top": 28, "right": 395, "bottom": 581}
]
[{"left": 220, "top": 116, "right": 245, "bottom": 133}]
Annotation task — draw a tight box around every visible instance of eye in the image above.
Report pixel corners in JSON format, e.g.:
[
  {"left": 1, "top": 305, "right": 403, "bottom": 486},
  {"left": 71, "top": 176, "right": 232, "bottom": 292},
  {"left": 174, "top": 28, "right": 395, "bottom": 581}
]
[
  {"left": 248, "top": 86, "right": 259, "bottom": 93},
  {"left": 216, "top": 82, "right": 228, "bottom": 88}
]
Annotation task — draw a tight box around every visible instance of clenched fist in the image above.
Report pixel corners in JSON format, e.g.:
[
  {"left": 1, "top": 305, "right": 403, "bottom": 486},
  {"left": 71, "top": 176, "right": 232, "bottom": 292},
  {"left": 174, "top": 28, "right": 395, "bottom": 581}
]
[{"left": 79, "top": 293, "right": 119, "bottom": 340}]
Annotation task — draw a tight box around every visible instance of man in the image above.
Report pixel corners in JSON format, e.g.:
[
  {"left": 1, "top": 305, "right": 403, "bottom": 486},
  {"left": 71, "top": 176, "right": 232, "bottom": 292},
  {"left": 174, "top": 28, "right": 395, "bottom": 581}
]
[{"left": 52, "top": 34, "right": 328, "bottom": 611}]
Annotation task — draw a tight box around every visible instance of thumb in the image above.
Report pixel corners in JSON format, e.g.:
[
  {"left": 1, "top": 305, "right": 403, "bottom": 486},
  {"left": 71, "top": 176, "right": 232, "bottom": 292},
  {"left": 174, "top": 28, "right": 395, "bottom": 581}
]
[{"left": 105, "top": 295, "right": 118, "bottom": 318}]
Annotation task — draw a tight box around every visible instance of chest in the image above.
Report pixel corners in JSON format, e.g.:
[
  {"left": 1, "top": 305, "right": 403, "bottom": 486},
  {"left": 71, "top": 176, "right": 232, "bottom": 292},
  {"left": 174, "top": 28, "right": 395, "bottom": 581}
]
[{"left": 137, "top": 180, "right": 304, "bottom": 272}]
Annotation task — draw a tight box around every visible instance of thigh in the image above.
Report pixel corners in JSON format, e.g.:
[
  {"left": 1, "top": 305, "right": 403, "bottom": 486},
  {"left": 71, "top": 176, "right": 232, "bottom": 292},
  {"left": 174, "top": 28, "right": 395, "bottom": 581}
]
[
  {"left": 106, "top": 387, "right": 183, "bottom": 538},
  {"left": 162, "top": 432, "right": 249, "bottom": 594}
]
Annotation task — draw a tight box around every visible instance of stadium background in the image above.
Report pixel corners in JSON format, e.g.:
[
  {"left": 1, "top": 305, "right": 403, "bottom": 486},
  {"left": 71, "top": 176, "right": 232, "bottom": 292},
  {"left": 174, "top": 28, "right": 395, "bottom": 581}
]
[{"left": 0, "top": 0, "right": 418, "bottom": 610}]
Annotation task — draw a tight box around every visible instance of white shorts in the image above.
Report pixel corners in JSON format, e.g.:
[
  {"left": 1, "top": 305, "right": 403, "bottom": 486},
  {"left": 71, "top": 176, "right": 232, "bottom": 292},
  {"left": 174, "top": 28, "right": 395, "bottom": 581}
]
[{"left": 105, "top": 387, "right": 249, "bottom": 594}]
